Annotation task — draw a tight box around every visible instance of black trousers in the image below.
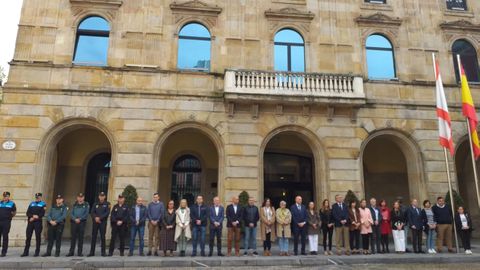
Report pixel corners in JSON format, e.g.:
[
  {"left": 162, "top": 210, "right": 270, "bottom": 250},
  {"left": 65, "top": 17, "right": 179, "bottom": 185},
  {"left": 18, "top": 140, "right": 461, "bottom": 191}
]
[
  {"left": 381, "top": 234, "right": 390, "bottom": 252},
  {"left": 24, "top": 221, "right": 42, "bottom": 255},
  {"left": 46, "top": 223, "right": 64, "bottom": 255},
  {"left": 293, "top": 226, "right": 307, "bottom": 254},
  {"left": 0, "top": 220, "right": 12, "bottom": 255},
  {"left": 362, "top": 233, "right": 371, "bottom": 250},
  {"left": 90, "top": 221, "right": 107, "bottom": 255},
  {"left": 263, "top": 232, "right": 272, "bottom": 251},
  {"left": 459, "top": 229, "right": 472, "bottom": 250},
  {"left": 209, "top": 226, "right": 222, "bottom": 254},
  {"left": 322, "top": 227, "right": 333, "bottom": 251},
  {"left": 411, "top": 228, "right": 422, "bottom": 253},
  {"left": 370, "top": 225, "right": 381, "bottom": 253},
  {"left": 349, "top": 230, "right": 360, "bottom": 250},
  {"left": 69, "top": 221, "right": 86, "bottom": 255},
  {"left": 109, "top": 224, "right": 127, "bottom": 254}
]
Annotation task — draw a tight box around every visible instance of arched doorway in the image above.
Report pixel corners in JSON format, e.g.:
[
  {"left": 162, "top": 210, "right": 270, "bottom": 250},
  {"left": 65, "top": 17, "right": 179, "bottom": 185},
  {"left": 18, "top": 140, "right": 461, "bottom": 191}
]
[
  {"left": 361, "top": 130, "right": 426, "bottom": 205},
  {"left": 263, "top": 132, "right": 315, "bottom": 207},
  {"left": 455, "top": 139, "right": 480, "bottom": 232},
  {"left": 37, "top": 120, "right": 114, "bottom": 239},
  {"left": 158, "top": 128, "right": 219, "bottom": 206}
]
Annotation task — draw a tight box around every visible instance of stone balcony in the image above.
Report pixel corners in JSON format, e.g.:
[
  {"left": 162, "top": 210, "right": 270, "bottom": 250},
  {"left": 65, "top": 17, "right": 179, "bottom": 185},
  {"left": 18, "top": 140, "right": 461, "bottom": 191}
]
[{"left": 224, "top": 69, "right": 366, "bottom": 105}]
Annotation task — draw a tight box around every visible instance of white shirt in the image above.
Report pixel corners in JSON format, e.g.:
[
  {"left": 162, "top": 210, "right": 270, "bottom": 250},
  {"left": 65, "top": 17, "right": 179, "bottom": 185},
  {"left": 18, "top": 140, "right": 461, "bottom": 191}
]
[
  {"left": 215, "top": 206, "right": 219, "bottom": 216},
  {"left": 460, "top": 214, "right": 468, "bottom": 228},
  {"left": 373, "top": 208, "right": 379, "bottom": 220},
  {"left": 233, "top": 204, "right": 237, "bottom": 214}
]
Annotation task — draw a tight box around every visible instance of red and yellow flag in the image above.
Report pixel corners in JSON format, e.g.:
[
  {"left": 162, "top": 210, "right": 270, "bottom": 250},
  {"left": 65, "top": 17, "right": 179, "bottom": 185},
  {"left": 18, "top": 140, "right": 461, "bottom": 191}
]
[{"left": 460, "top": 64, "right": 480, "bottom": 159}]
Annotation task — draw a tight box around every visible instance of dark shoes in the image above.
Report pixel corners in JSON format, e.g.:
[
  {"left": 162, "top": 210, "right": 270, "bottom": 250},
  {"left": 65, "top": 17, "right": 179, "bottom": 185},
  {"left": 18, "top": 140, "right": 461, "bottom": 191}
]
[
  {"left": 66, "top": 252, "right": 74, "bottom": 257},
  {"left": 87, "top": 253, "right": 95, "bottom": 257},
  {"left": 21, "top": 253, "right": 29, "bottom": 257},
  {"left": 42, "top": 253, "right": 51, "bottom": 257}
]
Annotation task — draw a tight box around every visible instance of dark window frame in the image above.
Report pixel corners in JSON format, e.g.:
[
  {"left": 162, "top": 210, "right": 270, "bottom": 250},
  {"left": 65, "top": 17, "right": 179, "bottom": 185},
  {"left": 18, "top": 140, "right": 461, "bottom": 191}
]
[
  {"left": 452, "top": 39, "right": 480, "bottom": 82},
  {"left": 73, "top": 16, "right": 110, "bottom": 65},
  {"left": 274, "top": 28, "right": 306, "bottom": 72},
  {"left": 366, "top": 34, "right": 397, "bottom": 79},
  {"left": 446, "top": 0, "right": 468, "bottom": 11},
  {"left": 177, "top": 22, "right": 212, "bottom": 72}
]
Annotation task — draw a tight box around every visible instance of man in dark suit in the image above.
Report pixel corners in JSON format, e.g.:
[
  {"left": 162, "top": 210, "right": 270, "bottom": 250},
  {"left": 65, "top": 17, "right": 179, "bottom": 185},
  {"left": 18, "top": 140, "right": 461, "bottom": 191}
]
[
  {"left": 332, "top": 194, "right": 350, "bottom": 255},
  {"left": 209, "top": 196, "right": 224, "bottom": 257},
  {"left": 190, "top": 195, "right": 208, "bottom": 257},
  {"left": 290, "top": 196, "right": 308, "bottom": 256},
  {"left": 407, "top": 199, "right": 424, "bottom": 253},
  {"left": 226, "top": 196, "right": 243, "bottom": 256},
  {"left": 369, "top": 198, "right": 381, "bottom": 254}
]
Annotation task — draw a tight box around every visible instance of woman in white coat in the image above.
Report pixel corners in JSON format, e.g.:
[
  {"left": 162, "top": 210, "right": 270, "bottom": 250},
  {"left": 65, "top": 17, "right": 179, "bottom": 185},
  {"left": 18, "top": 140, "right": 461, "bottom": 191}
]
[{"left": 175, "top": 199, "right": 191, "bottom": 257}]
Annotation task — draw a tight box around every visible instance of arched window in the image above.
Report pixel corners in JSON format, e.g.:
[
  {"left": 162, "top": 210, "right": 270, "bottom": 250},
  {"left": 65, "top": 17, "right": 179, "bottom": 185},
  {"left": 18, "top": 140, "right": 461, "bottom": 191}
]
[
  {"left": 274, "top": 29, "right": 305, "bottom": 72},
  {"left": 366, "top": 34, "right": 396, "bottom": 79},
  {"left": 177, "top": 23, "right": 211, "bottom": 71},
  {"left": 73, "top": 16, "right": 110, "bottom": 66},
  {"left": 171, "top": 155, "right": 202, "bottom": 206},
  {"left": 452, "top": 39, "right": 480, "bottom": 82}
]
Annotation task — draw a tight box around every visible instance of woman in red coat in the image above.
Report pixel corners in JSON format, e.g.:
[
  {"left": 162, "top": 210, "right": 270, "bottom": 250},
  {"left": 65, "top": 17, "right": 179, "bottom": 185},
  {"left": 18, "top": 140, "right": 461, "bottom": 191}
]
[{"left": 379, "top": 200, "right": 391, "bottom": 253}]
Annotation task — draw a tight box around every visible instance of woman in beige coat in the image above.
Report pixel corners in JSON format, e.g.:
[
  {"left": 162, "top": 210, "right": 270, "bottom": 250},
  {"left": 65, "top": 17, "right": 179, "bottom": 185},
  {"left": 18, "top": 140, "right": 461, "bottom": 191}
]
[
  {"left": 260, "top": 198, "right": 276, "bottom": 256},
  {"left": 175, "top": 199, "right": 191, "bottom": 257},
  {"left": 276, "top": 200, "right": 292, "bottom": 256}
]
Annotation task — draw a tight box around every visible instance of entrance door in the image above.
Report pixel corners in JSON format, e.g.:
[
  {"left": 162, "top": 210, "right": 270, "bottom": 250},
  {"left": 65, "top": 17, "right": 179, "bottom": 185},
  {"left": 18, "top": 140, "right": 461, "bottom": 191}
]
[
  {"left": 85, "top": 152, "right": 111, "bottom": 207},
  {"left": 171, "top": 155, "right": 202, "bottom": 206}
]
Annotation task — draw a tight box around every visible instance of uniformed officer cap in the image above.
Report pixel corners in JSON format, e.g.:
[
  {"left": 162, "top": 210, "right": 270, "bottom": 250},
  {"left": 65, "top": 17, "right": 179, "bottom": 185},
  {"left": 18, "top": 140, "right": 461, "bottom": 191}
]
[
  {"left": 56, "top": 194, "right": 63, "bottom": 199},
  {"left": 35, "top": 193, "right": 42, "bottom": 198},
  {"left": 77, "top": 192, "right": 85, "bottom": 197},
  {"left": 3, "top": 191, "right": 10, "bottom": 197},
  {"left": 99, "top": 192, "right": 106, "bottom": 196},
  {"left": 118, "top": 194, "right": 124, "bottom": 198}
]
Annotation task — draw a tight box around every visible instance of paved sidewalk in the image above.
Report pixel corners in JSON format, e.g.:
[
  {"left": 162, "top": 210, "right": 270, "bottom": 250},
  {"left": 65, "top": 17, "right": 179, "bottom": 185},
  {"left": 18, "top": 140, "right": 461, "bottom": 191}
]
[{"left": 0, "top": 242, "right": 479, "bottom": 269}]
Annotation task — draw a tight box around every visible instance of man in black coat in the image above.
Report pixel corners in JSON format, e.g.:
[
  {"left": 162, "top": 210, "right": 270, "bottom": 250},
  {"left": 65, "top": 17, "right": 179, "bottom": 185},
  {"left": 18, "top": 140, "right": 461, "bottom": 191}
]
[
  {"left": 332, "top": 194, "right": 350, "bottom": 255},
  {"left": 88, "top": 192, "right": 111, "bottom": 257},
  {"left": 407, "top": 199, "right": 424, "bottom": 253},
  {"left": 22, "top": 193, "right": 46, "bottom": 257},
  {"left": 190, "top": 195, "right": 208, "bottom": 257},
  {"left": 243, "top": 197, "right": 260, "bottom": 256},
  {"left": 226, "top": 196, "right": 243, "bottom": 256},
  {"left": 290, "top": 196, "right": 308, "bottom": 256},
  {"left": 108, "top": 194, "right": 129, "bottom": 256}
]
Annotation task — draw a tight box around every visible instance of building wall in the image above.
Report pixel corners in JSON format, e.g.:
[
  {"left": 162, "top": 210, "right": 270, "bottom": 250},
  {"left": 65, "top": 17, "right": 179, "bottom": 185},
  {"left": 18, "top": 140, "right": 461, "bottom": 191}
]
[{"left": 1, "top": 0, "right": 479, "bottom": 244}]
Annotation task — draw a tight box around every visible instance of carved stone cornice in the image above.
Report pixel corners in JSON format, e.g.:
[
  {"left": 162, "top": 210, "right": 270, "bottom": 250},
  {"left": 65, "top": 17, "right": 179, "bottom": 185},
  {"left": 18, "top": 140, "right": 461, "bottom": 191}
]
[
  {"left": 170, "top": 0, "right": 222, "bottom": 30},
  {"left": 355, "top": 12, "right": 402, "bottom": 27},
  {"left": 69, "top": 0, "right": 123, "bottom": 22},
  {"left": 440, "top": 19, "right": 480, "bottom": 32},
  {"left": 170, "top": 0, "right": 222, "bottom": 16},
  {"left": 265, "top": 7, "right": 315, "bottom": 22}
]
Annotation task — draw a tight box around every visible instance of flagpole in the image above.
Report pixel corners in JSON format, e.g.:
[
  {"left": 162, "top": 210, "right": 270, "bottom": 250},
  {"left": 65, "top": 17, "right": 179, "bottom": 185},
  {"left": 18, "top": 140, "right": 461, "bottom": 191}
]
[
  {"left": 442, "top": 147, "right": 460, "bottom": 253},
  {"left": 433, "top": 53, "right": 459, "bottom": 253},
  {"left": 456, "top": 54, "right": 480, "bottom": 209}
]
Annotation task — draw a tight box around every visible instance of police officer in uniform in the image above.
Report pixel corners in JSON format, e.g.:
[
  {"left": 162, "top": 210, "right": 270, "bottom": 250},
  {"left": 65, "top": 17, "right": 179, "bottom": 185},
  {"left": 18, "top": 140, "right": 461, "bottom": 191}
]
[
  {"left": 21, "top": 193, "right": 46, "bottom": 257},
  {"left": 108, "top": 194, "right": 129, "bottom": 256},
  {"left": 88, "top": 192, "right": 111, "bottom": 257},
  {"left": 42, "top": 195, "right": 68, "bottom": 257},
  {"left": 0, "top": 191, "right": 16, "bottom": 257},
  {"left": 67, "top": 193, "right": 89, "bottom": 257}
]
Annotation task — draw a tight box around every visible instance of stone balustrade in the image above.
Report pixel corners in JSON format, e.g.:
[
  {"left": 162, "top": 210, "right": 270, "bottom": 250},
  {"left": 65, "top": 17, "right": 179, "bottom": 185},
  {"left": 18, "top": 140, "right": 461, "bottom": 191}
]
[{"left": 224, "top": 70, "right": 365, "bottom": 102}]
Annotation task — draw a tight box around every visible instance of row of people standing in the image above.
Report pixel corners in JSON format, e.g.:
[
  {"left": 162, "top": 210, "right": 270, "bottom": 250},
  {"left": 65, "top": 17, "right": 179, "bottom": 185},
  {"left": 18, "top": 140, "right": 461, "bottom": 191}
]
[{"left": 0, "top": 191, "right": 474, "bottom": 257}]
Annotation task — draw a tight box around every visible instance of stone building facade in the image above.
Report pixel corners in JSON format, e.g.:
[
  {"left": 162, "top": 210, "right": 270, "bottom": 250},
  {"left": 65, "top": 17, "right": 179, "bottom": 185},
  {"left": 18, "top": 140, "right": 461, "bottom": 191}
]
[{"left": 1, "top": 0, "right": 480, "bottom": 244}]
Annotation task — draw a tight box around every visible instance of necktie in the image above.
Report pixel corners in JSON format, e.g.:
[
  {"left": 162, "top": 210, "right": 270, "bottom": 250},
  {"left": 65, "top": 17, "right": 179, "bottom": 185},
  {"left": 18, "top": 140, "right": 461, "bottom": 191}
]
[
  {"left": 198, "top": 205, "right": 201, "bottom": 218},
  {"left": 340, "top": 203, "right": 343, "bottom": 210},
  {"left": 416, "top": 207, "right": 419, "bottom": 215},
  {"left": 297, "top": 205, "right": 301, "bottom": 210}
]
